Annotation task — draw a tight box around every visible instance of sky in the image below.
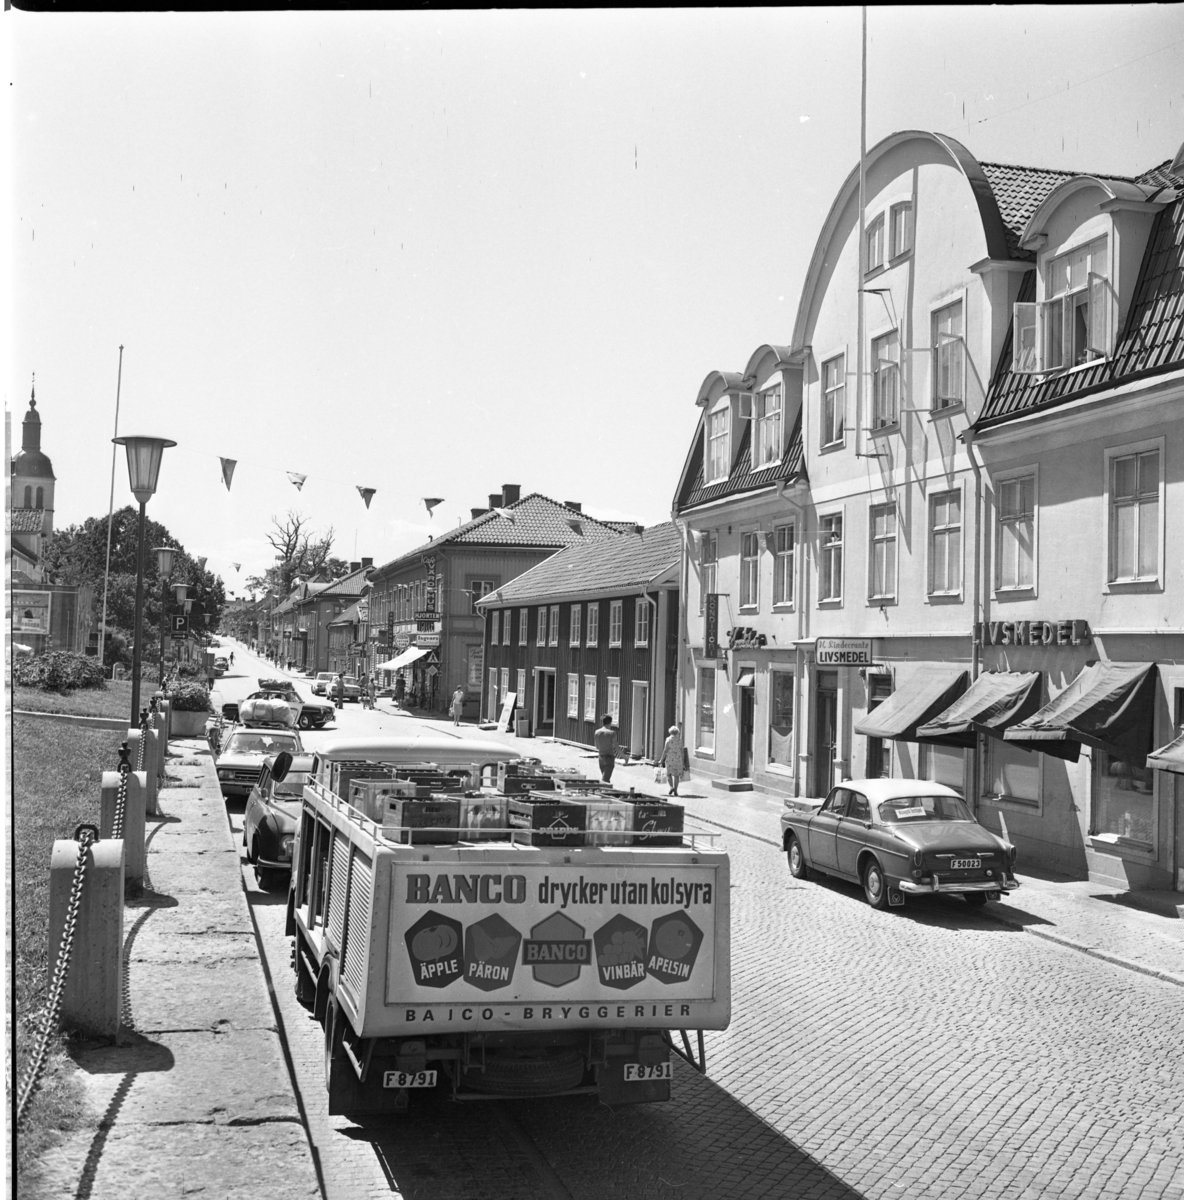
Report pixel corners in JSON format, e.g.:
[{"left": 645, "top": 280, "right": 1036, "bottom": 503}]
[{"left": 7, "top": 7, "right": 1184, "bottom": 598}]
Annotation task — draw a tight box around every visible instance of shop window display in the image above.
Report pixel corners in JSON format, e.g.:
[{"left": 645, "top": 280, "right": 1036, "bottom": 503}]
[
  {"left": 768, "top": 672, "right": 794, "bottom": 768},
  {"left": 1095, "top": 752, "right": 1155, "bottom": 846}
]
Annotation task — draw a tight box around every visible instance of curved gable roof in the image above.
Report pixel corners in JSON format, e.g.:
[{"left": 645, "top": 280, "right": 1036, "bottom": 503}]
[
  {"left": 791, "top": 130, "right": 1014, "bottom": 353},
  {"left": 1019, "top": 173, "right": 1160, "bottom": 246}
]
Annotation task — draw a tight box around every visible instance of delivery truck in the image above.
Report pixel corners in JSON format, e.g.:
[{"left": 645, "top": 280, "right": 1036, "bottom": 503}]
[{"left": 282, "top": 735, "right": 731, "bottom": 1116}]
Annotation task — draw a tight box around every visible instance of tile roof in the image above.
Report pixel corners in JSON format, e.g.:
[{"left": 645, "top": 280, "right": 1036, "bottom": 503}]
[
  {"left": 479, "top": 522, "right": 682, "bottom": 606},
  {"left": 979, "top": 163, "right": 1078, "bottom": 259},
  {"left": 9, "top": 508, "right": 44, "bottom": 534},
  {"left": 329, "top": 598, "right": 366, "bottom": 626},
  {"left": 374, "top": 493, "right": 623, "bottom": 575},
  {"left": 978, "top": 186, "right": 1184, "bottom": 428},
  {"left": 314, "top": 567, "right": 372, "bottom": 599},
  {"left": 676, "top": 411, "right": 804, "bottom": 514}
]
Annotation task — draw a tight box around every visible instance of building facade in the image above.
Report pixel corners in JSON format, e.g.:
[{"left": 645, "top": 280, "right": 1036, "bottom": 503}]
[{"left": 476, "top": 522, "right": 681, "bottom": 757}]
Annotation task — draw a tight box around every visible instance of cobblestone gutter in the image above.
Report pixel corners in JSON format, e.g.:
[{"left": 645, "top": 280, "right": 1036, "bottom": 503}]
[{"left": 33, "top": 736, "right": 321, "bottom": 1200}]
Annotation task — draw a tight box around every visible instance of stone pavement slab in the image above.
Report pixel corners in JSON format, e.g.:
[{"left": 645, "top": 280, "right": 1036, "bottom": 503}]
[{"left": 33, "top": 735, "right": 321, "bottom": 1199}]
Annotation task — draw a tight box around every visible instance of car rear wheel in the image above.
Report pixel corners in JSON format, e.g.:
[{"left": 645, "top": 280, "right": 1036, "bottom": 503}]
[
  {"left": 862, "top": 858, "right": 890, "bottom": 911},
  {"left": 297, "top": 713, "right": 312, "bottom": 730},
  {"left": 254, "top": 861, "right": 287, "bottom": 892},
  {"left": 964, "top": 892, "right": 989, "bottom": 907},
  {"left": 786, "top": 835, "right": 809, "bottom": 880}
]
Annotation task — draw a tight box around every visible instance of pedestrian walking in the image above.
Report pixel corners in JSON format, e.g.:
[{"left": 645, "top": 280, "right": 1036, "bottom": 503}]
[
  {"left": 594, "top": 714, "right": 618, "bottom": 784},
  {"left": 229, "top": 651, "right": 235, "bottom": 667},
  {"left": 394, "top": 675, "right": 406, "bottom": 708},
  {"left": 657, "top": 725, "right": 684, "bottom": 796},
  {"left": 450, "top": 685, "right": 466, "bottom": 725},
  {"left": 332, "top": 672, "right": 345, "bottom": 710},
  {"left": 366, "top": 676, "right": 377, "bottom": 710}
]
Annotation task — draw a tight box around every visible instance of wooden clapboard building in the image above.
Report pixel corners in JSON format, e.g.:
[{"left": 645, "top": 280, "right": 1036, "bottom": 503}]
[{"left": 476, "top": 522, "right": 681, "bottom": 760}]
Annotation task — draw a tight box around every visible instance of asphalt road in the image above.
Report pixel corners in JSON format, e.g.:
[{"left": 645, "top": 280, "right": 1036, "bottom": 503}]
[{"left": 215, "top": 640, "right": 1184, "bottom": 1200}]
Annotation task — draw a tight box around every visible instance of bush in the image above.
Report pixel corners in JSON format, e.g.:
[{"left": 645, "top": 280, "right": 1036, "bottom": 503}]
[
  {"left": 176, "top": 661, "right": 203, "bottom": 679},
  {"left": 12, "top": 651, "right": 107, "bottom": 693},
  {"left": 167, "top": 681, "right": 210, "bottom": 712}
]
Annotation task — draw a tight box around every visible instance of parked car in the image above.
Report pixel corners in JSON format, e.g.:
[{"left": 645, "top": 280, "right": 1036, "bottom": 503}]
[
  {"left": 311, "top": 672, "right": 335, "bottom": 696},
  {"left": 215, "top": 727, "right": 304, "bottom": 799},
  {"left": 341, "top": 675, "right": 362, "bottom": 702},
  {"left": 780, "top": 779, "right": 1019, "bottom": 911},
  {"left": 243, "top": 751, "right": 314, "bottom": 890},
  {"left": 213, "top": 657, "right": 229, "bottom": 676},
  {"left": 221, "top": 678, "right": 335, "bottom": 730}
]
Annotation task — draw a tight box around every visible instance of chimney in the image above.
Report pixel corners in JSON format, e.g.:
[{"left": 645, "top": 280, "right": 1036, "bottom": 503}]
[
  {"left": 361, "top": 557, "right": 373, "bottom": 569},
  {"left": 501, "top": 483, "right": 521, "bottom": 505},
  {"left": 564, "top": 501, "right": 582, "bottom": 513},
  {"left": 488, "top": 492, "right": 503, "bottom": 510},
  {"left": 471, "top": 507, "right": 489, "bottom": 520},
  {"left": 350, "top": 561, "right": 361, "bottom": 572}
]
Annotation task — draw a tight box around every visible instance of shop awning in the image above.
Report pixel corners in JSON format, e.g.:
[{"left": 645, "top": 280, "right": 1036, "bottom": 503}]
[
  {"left": 1003, "top": 661, "right": 1157, "bottom": 763},
  {"left": 853, "top": 666, "right": 967, "bottom": 742},
  {"left": 375, "top": 646, "right": 430, "bottom": 671},
  {"left": 735, "top": 670, "right": 755, "bottom": 688},
  {"left": 1147, "top": 733, "right": 1184, "bottom": 775},
  {"left": 914, "top": 671, "right": 1043, "bottom": 748}
]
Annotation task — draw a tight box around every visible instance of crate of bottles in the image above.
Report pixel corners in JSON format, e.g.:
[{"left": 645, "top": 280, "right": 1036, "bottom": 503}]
[
  {"left": 619, "top": 797, "right": 684, "bottom": 847},
  {"left": 380, "top": 795, "right": 460, "bottom": 845},
  {"left": 583, "top": 798, "right": 632, "bottom": 846},
  {"left": 507, "top": 794, "right": 587, "bottom": 847},
  {"left": 455, "top": 793, "right": 509, "bottom": 841}
]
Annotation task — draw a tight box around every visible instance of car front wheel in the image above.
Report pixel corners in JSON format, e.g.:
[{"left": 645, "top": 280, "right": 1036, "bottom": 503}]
[
  {"left": 297, "top": 713, "right": 312, "bottom": 730},
  {"left": 862, "top": 858, "right": 890, "bottom": 911},
  {"left": 786, "top": 835, "right": 809, "bottom": 880}
]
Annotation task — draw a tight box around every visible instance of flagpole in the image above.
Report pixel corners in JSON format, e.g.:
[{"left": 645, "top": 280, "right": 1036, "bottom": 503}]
[{"left": 98, "top": 344, "right": 124, "bottom": 668}]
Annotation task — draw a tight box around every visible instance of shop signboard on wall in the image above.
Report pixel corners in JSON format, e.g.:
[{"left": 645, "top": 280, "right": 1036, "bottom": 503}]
[
  {"left": 704, "top": 594, "right": 720, "bottom": 659},
  {"left": 417, "top": 633, "right": 441, "bottom": 648},
  {"left": 394, "top": 633, "right": 411, "bottom": 650},
  {"left": 816, "top": 638, "right": 872, "bottom": 666},
  {"left": 467, "top": 644, "right": 485, "bottom": 690},
  {"left": 13, "top": 591, "right": 51, "bottom": 635},
  {"left": 974, "top": 619, "right": 1089, "bottom": 647}
]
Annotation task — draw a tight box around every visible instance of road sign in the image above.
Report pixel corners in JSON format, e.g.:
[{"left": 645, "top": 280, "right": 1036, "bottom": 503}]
[{"left": 170, "top": 614, "right": 189, "bottom": 635}]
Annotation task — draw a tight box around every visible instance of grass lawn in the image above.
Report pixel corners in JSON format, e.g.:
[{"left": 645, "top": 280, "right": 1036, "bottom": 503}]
[
  {"left": 14, "top": 717, "right": 127, "bottom": 1194},
  {"left": 14, "top": 679, "right": 162, "bottom": 722}
]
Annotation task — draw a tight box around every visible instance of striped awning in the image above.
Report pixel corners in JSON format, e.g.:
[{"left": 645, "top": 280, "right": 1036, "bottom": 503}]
[
  {"left": 1147, "top": 733, "right": 1184, "bottom": 776},
  {"left": 853, "top": 667, "right": 967, "bottom": 742},
  {"left": 915, "top": 671, "right": 1043, "bottom": 748}
]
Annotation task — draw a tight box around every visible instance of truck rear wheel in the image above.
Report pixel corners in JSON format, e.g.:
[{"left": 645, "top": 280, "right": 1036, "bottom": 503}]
[{"left": 462, "top": 1048, "right": 586, "bottom": 1098}]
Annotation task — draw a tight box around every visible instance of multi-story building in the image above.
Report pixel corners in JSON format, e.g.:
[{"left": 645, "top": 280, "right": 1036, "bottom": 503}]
[
  {"left": 367, "top": 486, "right": 623, "bottom": 716},
  {"left": 476, "top": 521, "right": 681, "bottom": 756},
  {"left": 327, "top": 598, "right": 368, "bottom": 677}
]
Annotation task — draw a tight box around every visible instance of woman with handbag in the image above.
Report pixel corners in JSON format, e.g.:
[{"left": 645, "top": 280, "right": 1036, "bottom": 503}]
[{"left": 657, "top": 725, "right": 684, "bottom": 796}]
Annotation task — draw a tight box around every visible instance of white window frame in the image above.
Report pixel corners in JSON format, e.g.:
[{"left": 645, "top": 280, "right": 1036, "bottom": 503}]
[
  {"left": 518, "top": 608, "right": 529, "bottom": 646},
  {"left": 753, "top": 382, "right": 783, "bottom": 469},
  {"left": 773, "top": 523, "right": 795, "bottom": 608},
  {"left": 696, "top": 666, "right": 716, "bottom": 755},
  {"left": 634, "top": 598, "right": 650, "bottom": 647},
  {"left": 548, "top": 605, "right": 560, "bottom": 646},
  {"left": 536, "top": 606, "right": 547, "bottom": 647},
  {"left": 567, "top": 673, "right": 580, "bottom": 719},
  {"left": 569, "top": 604, "right": 582, "bottom": 647},
  {"left": 931, "top": 295, "right": 966, "bottom": 411},
  {"left": 889, "top": 200, "right": 913, "bottom": 260},
  {"left": 608, "top": 600, "right": 623, "bottom": 647},
  {"left": 471, "top": 580, "right": 494, "bottom": 614},
  {"left": 503, "top": 609, "right": 511, "bottom": 645},
  {"left": 821, "top": 353, "right": 846, "bottom": 449},
  {"left": 868, "top": 502, "right": 898, "bottom": 603},
  {"left": 739, "top": 532, "right": 760, "bottom": 610},
  {"left": 698, "top": 531, "right": 718, "bottom": 614},
  {"left": 819, "top": 510, "right": 844, "bottom": 604},
  {"left": 488, "top": 668, "right": 498, "bottom": 719},
  {"left": 993, "top": 466, "right": 1038, "bottom": 596},
  {"left": 586, "top": 603, "right": 599, "bottom": 647},
  {"left": 928, "top": 487, "right": 963, "bottom": 598},
  {"left": 517, "top": 668, "right": 526, "bottom": 701},
  {"left": 1104, "top": 437, "right": 1166, "bottom": 589},
  {"left": 490, "top": 610, "right": 500, "bottom": 645},
  {"left": 500, "top": 667, "right": 509, "bottom": 699},
  {"left": 583, "top": 674, "right": 597, "bottom": 722},
  {"left": 705, "top": 401, "right": 731, "bottom": 484},
  {"left": 865, "top": 212, "right": 886, "bottom": 273},
  {"left": 606, "top": 677, "right": 621, "bottom": 724},
  {"left": 870, "top": 326, "right": 900, "bottom": 431}
]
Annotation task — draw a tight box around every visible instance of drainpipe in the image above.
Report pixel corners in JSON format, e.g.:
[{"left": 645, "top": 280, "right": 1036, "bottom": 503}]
[
  {"left": 777, "top": 481, "right": 810, "bottom": 795},
  {"left": 673, "top": 517, "right": 691, "bottom": 755},
  {"left": 640, "top": 580, "right": 662, "bottom": 761},
  {"left": 964, "top": 426, "right": 984, "bottom": 813}
]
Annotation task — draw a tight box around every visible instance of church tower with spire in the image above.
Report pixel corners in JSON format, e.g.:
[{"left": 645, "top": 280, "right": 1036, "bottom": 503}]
[{"left": 11, "top": 381, "right": 56, "bottom": 539}]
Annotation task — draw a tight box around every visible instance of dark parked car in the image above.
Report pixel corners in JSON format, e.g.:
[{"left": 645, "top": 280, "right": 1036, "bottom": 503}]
[
  {"left": 780, "top": 779, "right": 1019, "bottom": 910},
  {"left": 221, "top": 678, "right": 335, "bottom": 730},
  {"left": 243, "top": 752, "right": 314, "bottom": 890}
]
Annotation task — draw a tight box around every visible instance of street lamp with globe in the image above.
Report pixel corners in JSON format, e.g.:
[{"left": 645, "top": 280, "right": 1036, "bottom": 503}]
[{"left": 112, "top": 435, "right": 175, "bottom": 725}]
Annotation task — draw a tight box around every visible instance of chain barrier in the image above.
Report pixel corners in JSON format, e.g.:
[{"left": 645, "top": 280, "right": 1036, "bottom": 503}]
[
  {"left": 16, "top": 824, "right": 99, "bottom": 1128},
  {"left": 136, "top": 709, "right": 148, "bottom": 773},
  {"left": 113, "top": 742, "right": 131, "bottom": 842}
]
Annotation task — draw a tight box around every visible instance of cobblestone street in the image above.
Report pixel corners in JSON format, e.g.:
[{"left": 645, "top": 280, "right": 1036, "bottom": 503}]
[{"left": 226, "top": 680, "right": 1184, "bottom": 1200}]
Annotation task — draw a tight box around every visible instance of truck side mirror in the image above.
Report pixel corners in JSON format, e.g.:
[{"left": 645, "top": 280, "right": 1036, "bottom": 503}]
[{"left": 272, "top": 751, "right": 293, "bottom": 783}]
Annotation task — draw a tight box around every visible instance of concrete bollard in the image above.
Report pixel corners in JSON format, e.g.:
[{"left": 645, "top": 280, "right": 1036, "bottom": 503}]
[
  {"left": 49, "top": 837, "right": 124, "bottom": 1040},
  {"left": 158, "top": 700, "right": 171, "bottom": 759},
  {"left": 128, "top": 728, "right": 160, "bottom": 815},
  {"left": 101, "top": 771, "right": 146, "bottom": 888}
]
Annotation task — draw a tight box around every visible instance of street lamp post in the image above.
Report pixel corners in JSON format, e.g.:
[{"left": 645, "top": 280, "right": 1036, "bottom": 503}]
[
  {"left": 183, "top": 597, "right": 194, "bottom": 664},
  {"left": 155, "top": 546, "right": 179, "bottom": 687},
  {"left": 113, "top": 435, "right": 176, "bottom": 726}
]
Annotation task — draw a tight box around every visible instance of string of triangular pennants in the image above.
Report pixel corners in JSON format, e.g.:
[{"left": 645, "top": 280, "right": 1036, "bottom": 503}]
[{"left": 217, "top": 455, "right": 447, "bottom": 518}]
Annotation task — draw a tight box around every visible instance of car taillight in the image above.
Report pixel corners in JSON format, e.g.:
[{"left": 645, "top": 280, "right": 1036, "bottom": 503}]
[{"left": 1006, "top": 845, "right": 1017, "bottom": 865}]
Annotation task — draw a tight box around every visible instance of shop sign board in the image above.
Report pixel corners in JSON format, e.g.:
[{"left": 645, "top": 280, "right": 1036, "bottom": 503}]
[
  {"left": 413, "top": 611, "right": 438, "bottom": 622},
  {"left": 394, "top": 633, "right": 411, "bottom": 650},
  {"left": 387, "top": 861, "right": 720, "bottom": 1009},
  {"left": 816, "top": 638, "right": 872, "bottom": 666},
  {"left": 704, "top": 594, "right": 720, "bottom": 659},
  {"left": 467, "top": 644, "right": 485, "bottom": 690},
  {"left": 974, "top": 619, "right": 1089, "bottom": 647},
  {"left": 417, "top": 633, "right": 441, "bottom": 648},
  {"left": 13, "top": 590, "right": 51, "bottom": 635}
]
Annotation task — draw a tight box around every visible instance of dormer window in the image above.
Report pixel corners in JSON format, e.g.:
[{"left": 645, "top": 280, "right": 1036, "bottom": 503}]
[
  {"left": 866, "top": 213, "right": 886, "bottom": 273},
  {"left": 706, "top": 406, "right": 730, "bottom": 483},
  {"left": 1013, "top": 235, "right": 1115, "bottom": 374},
  {"left": 753, "top": 384, "right": 782, "bottom": 468}
]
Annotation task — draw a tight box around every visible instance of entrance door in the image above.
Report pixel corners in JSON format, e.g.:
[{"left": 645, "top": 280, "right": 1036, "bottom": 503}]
[
  {"left": 739, "top": 685, "right": 755, "bottom": 777},
  {"left": 814, "top": 672, "right": 838, "bottom": 796},
  {"left": 631, "top": 682, "right": 649, "bottom": 761},
  {"left": 535, "top": 670, "right": 556, "bottom": 733}
]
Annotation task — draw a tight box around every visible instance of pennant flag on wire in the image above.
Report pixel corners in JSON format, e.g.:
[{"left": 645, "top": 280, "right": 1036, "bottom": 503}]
[
  {"left": 357, "top": 487, "right": 376, "bottom": 509},
  {"left": 220, "top": 458, "right": 237, "bottom": 490},
  {"left": 231, "top": 562, "right": 241, "bottom": 572},
  {"left": 423, "top": 498, "right": 444, "bottom": 518},
  {"left": 287, "top": 472, "right": 306, "bottom": 491}
]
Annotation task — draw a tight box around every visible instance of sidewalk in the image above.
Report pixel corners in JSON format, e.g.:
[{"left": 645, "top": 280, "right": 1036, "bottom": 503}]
[
  {"left": 447, "top": 717, "right": 1184, "bottom": 989},
  {"left": 35, "top": 732, "right": 321, "bottom": 1199}
]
